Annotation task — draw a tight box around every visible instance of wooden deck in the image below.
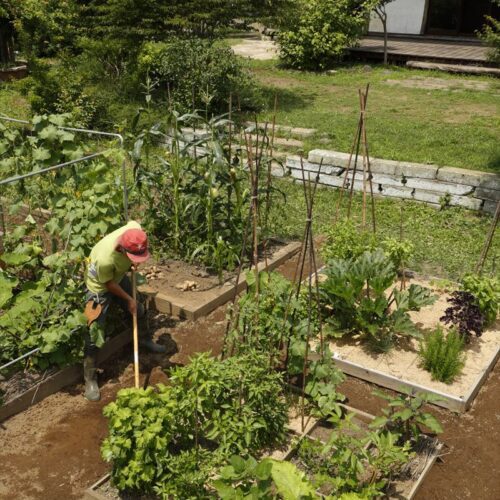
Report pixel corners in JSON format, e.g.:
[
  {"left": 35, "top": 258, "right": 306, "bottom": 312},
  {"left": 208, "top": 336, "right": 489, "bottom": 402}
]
[{"left": 350, "top": 36, "right": 490, "bottom": 64}]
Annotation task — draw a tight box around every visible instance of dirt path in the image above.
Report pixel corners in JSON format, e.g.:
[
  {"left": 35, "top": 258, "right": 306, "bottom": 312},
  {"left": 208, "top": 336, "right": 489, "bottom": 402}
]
[
  {"left": 0, "top": 254, "right": 498, "bottom": 499},
  {"left": 232, "top": 38, "right": 278, "bottom": 60},
  {"left": 341, "top": 364, "right": 500, "bottom": 500},
  {"left": 0, "top": 309, "right": 227, "bottom": 500}
]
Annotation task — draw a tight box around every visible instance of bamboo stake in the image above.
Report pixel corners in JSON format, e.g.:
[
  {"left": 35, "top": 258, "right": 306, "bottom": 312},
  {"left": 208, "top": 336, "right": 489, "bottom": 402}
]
[
  {"left": 228, "top": 93, "right": 233, "bottom": 165},
  {"left": 131, "top": 267, "right": 140, "bottom": 389},
  {"left": 360, "top": 84, "right": 376, "bottom": 234},
  {"left": 335, "top": 114, "right": 363, "bottom": 223},
  {"left": 359, "top": 89, "right": 368, "bottom": 229},
  {"left": 476, "top": 201, "right": 500, "bottom": 275}
]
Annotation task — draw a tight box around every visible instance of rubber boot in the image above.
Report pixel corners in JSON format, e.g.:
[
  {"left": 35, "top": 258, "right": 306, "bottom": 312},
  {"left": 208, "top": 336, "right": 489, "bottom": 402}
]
[
  {"left": 138, "top": 310, "right": 167, "bottom": 353},
  {"left": 139, "top": 336, "right": 167, "bottom": 354},
  {"left": 83, "top": 354, "right": 101, "bottom": 402}
]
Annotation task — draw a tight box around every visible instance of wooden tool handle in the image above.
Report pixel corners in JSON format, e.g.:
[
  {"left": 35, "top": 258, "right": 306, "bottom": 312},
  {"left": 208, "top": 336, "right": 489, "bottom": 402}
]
[{"left": 132, "top": 267, "right": 140, "bottom": 389}]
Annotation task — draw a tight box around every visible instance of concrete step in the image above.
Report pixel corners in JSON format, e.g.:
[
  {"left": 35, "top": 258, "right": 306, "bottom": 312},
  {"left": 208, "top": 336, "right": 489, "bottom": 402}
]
[
  {"left": 245, "top": 122, "right": 316, "bottom": 138},
  {"left": 406, "top": 60, "right": 500, "bottom": 76}
]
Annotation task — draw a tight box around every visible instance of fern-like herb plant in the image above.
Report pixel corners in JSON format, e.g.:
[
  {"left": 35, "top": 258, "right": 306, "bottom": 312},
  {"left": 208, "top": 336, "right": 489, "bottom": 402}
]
[{"left": 419, "top": 327, "right": 465, "bottom": 384}]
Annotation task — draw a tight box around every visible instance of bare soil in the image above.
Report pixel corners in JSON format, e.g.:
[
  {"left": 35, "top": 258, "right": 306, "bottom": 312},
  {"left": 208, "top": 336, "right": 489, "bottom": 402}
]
[
  {"left": 0, "top": 255, "right": 498, "bottom": 499},
  {"left": 384, "top": 77, "right": 492, "bottom": 92}
]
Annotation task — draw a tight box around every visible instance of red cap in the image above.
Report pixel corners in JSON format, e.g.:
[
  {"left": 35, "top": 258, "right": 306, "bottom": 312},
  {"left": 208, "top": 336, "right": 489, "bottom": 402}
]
[{"left": 120, "top": 228, "right": 150, "bottom": 263}]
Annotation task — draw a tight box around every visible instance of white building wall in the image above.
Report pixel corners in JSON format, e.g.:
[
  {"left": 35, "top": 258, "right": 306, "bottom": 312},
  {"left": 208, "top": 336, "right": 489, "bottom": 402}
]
[{"left": 369, "top": 0, "right": 427, "bottom": 35}]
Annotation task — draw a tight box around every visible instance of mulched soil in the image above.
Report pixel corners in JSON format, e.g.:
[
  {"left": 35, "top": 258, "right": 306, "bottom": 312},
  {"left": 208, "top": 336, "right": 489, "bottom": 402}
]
[{"left": 0, "top": 252, "right": 498, "bottom": 499}]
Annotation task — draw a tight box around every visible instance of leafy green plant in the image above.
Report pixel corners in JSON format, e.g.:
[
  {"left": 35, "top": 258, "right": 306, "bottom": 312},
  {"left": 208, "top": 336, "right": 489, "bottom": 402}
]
[
  {"left": 101, "top": 352, "right": 288, "bottom": 496},
  {"left": 419, "top": 327, "right": 465, "bottom": 384},
  {"left": 321, "top": 219, "right": 377, "bottom": 263},
  {"left": 0, "top": 116, "right": 124, "bottom": 370},
  {"left": 296, "top": 412, "right": 411, "bottom": 498},
  {"left": 228, "top": 271, "right": 307, "bottom": 357},
  {"left": 214, "top": 455, "right": 320, "bottom": 500},
  {"left": 302, "top": 352, "right": 346, "bottom": 419},
  {"left": 461, "top": 274, "right": 499, "bottom": 326},
  {"left": 381, "top": 237, "right": 414, "bottom": 276},
  {"left": 320, "top": 249, "right": 436, "bottom": 351},
  {"left": 213, "top": 455, "right": 274, "bottom": 499},
  {"left": 370, "top": 388, "right": 443, "bottom": 444}
]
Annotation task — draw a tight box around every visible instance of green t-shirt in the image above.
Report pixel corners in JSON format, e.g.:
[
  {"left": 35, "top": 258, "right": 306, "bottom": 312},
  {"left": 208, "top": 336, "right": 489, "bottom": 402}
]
[{"left": 85, "top": 221, "right": 141, "bottom": 294}]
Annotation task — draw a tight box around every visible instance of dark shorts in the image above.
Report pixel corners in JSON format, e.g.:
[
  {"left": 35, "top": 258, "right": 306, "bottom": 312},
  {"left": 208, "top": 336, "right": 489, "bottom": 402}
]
[
  {"left": 85, "top": 275, "right": 145, "bottom": 325},
  {"left": 84, "top": 275, "right": 146, "bottom": 353}
]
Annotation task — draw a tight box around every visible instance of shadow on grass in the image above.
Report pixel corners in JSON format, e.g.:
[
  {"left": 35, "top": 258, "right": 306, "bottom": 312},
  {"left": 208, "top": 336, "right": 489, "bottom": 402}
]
[
  {"left": 485, "top": 145, "right": 500, "bottom": 174},
  {"left": 260, "top": 85, "right": 316, "bottom": 114}
]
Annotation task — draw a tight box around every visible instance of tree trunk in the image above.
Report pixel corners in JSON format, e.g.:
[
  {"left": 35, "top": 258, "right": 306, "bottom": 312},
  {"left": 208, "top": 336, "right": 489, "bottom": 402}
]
[
  {"left": 382, "top": 15, "right": 388, "bottom": 65},
  {"left": 0, "top": 18, "right": 15, "bottom": 66}
]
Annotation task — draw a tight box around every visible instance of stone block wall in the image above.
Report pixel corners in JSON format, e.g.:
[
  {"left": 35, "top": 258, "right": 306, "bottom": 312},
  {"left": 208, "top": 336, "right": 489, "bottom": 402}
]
[{"left": 282, "top": 150, "right": 500, "bottom": 214}]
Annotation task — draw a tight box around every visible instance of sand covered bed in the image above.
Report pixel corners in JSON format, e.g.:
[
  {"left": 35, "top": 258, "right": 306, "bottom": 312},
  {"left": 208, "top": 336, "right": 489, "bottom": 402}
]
[{"left": 324, "top": 278, "right": 500, "bottom": 411}]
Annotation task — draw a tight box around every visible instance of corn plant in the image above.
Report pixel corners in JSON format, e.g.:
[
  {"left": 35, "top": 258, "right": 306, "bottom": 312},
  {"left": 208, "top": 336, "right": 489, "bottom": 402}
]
[{"left": 131, "top": 107, "right": 253, "bottom": 279}]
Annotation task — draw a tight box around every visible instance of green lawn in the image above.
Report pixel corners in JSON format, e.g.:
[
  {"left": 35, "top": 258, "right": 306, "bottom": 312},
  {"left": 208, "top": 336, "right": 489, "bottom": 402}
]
[
  {"left": 269, "top": 178, "right": 499, "bottom": 280},
  {"left": 0, "top": 82, "right": 30, "bottom": 120},
  {"left": 249, "top": 60, "right": 500, "bottom": 173}
]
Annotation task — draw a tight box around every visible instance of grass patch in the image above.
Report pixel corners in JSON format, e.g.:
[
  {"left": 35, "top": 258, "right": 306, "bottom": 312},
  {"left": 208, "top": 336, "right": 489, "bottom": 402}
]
[
  {"left": 269, "top": 178, "right": 499, "bottom": 280},
  {"left": 0, "top": 82, "right": 30, "bottom": 120},
  {"left": 249, "top": 60, "right": 500, "bottom": 173}
]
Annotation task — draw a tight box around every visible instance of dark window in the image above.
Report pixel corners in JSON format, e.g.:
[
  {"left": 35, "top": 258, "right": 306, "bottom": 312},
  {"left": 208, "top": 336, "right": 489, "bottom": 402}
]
[{"left": 426, "top": 0, "right": 499, "bottom": 35}]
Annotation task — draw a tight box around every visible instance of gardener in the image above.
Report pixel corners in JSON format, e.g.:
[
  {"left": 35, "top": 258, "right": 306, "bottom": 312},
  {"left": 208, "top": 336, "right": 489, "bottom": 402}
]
[{"left": 83, "top": 220, "right": 166, "bottom": 401}]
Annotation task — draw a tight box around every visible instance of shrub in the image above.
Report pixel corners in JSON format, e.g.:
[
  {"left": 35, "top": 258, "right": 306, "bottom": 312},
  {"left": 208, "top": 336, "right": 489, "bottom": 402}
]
[
  {"left": 24, "top": 59, "right": 109, "bottom": 129},
  {"left": 461, "top": 274, "right": 499, "bottom": 326},
  {"left": 479, "top": 1, "right": 500, "bottom": 64},
  {"left": 419, "top": 327, "right": 465, "bottom": 384},
  {"left": 320, "top": 249, "right": 436, "bottom": 351},
  {"left": 138, "top": 38, "right": 262, "bottom": 114},
  {"left": 278, "top": 0, "right": 368, "bottom": 70}
]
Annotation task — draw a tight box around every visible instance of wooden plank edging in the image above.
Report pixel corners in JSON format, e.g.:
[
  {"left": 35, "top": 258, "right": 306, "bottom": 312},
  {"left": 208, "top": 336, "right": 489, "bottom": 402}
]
[
  {"left": 143, "top": 241, "right": 302, "bottom": 320},
  {"left": 0, "top": 330, "right": 132, "bottom": 423},
  {"left": 332, "top": 355, "right": 467, "bottom": 412}
]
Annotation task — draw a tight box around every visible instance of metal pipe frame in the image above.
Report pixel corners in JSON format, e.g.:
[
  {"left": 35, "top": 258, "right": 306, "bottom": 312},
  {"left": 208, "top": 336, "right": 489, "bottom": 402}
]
[
  {"left": 0, "top": 115, "right": 128, "bottom": 221},
  {"left": 0, "top": 115, "right": 129, "bottom": 370}
]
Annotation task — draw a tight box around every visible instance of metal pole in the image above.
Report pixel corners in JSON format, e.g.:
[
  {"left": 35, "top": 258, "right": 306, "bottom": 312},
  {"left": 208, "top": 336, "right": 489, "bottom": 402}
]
[
  {"left": 0, "top": 152, "right": 107, "bottom": 186},
  {"left": 0, "top": 116, "right": 128, "bottom": 222}
]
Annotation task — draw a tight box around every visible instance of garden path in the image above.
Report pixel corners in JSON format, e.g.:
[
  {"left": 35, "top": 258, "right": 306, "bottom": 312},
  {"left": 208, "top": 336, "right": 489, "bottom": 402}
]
[{"left": 232, "top": 38, "right": 278, "bottom": 60}]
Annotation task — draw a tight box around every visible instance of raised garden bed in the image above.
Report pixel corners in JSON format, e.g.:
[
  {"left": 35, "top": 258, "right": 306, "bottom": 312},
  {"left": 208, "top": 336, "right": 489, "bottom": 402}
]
[
  {"left": 324, "top": 277, "right": 500, "bottom": 412},
  {"left": 140, "top": 240, "right": 301, "bottom": 320},
  {"left": 0, "top": 65, "right": 28, "bottom": 81},
  {"left": 0, "top": 328, "right": 132, "bottom": 422},
  {"left": 84, "top": 404, "right": 441, "bottom": 500}
]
